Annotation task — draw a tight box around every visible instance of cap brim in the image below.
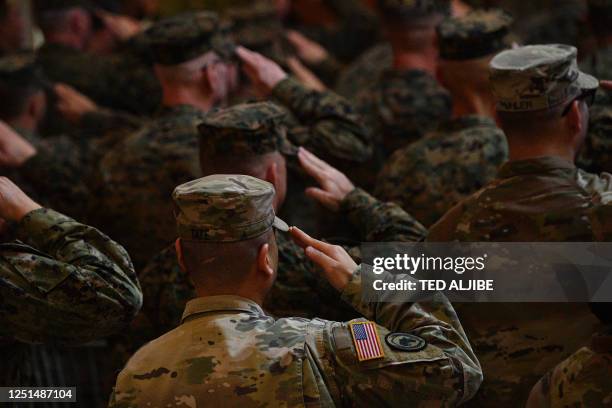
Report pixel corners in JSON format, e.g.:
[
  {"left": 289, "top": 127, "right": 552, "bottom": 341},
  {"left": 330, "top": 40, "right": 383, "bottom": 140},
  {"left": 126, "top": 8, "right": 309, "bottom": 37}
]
[
  {"left": 577, "top": 71, "right": 599, "bottom": 91},
  {"left": 273, "top": 216, "right": 289, "bottom": 233}
]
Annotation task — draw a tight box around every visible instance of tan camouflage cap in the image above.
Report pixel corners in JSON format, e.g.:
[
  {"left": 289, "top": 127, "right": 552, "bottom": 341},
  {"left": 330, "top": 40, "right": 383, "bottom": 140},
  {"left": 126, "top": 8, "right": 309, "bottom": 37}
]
[
  {"left": 377, "top": 0, "right": 450, "bottom": 20},
  {"left": 198, "top": 101, "right": 297, "bottom": 156},
  {"left": 173, "top": 174, "right": 289, "bottom": 242},
  {"left": 143, "top": 12, "right": 236, "bottom": 65},
  {"left": 490, "top": 44, "right": 599, "bottom": 112},
  {"left": 437, "top": 9, "right": 514, "bottom": 60}
]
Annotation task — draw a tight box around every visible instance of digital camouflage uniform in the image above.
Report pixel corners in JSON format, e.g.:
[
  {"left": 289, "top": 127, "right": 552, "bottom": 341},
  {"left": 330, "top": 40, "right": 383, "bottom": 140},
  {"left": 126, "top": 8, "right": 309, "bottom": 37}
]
[
  {"left": 334, "top": 42, "right": 392, "bottom": 100},
  {"left": 109, "top": 174, "right": 482, "bottom": 407},
  {"left": 527, "top": 326, "right": 612, "bottom": 408},
  {"left": 1, "top": 207, "right": 142, "bottom": 386},
  {"left": 428, "top": 44, "right": 605, "bottom": 407},
  {"left": 0, "top": 54, "right": 143, "bottom": 223},
  {"left": 34, "top": 0, "right": 161, "bottom": 116},
  {"left": 350, "top": 0, "right": 452, "bottom": 160},
  {"left": 97, "top": 11, "right": 372, "bottom": 267},
  {"left": 375, "top": 10, "right": 512, "bottom": 227},
  {"left": 123, "top": 102, "right": 426, "bottom": 357}
]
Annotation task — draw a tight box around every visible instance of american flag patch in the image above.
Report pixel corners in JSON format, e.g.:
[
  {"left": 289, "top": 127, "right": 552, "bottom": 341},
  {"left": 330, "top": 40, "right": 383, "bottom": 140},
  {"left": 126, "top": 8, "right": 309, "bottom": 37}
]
[{"left": 350, "top": 321, "right": 385, "bottom": 361}]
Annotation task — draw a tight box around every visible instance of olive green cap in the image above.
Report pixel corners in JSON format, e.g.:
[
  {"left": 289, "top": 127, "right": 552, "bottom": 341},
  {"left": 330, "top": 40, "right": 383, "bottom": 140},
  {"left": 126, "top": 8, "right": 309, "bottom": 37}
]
[
  {"left": 173, "top": 174, "right": 289, "bottom": 242},
  {"left": 490, "top": 44, "right": 599, "bottom": 112},
  {"left": 198, "top": 101, "right": 297, "bottom": 157},
  {"left": 438, "top": 9, "right": 514, "bottom": 60}
]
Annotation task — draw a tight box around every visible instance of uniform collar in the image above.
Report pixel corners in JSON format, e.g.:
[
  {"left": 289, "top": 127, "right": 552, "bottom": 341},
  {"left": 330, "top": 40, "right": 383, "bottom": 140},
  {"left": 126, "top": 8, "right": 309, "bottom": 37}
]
[
  {"left": 497, "top": 156, "right": 576, "bottom": 179},
  {"left": 181, "top": 295, "right": 265, "bottom": 324},
  {"left": 158, "top": 104, "right": 203, "bottom": 118},
  {"left": 436, "top": 115, "right": 496, "bottom": 133}
]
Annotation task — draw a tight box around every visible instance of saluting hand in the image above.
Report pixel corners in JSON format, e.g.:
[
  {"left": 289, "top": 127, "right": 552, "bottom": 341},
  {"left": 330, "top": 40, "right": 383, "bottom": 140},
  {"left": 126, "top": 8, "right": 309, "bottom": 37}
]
[
  {"left": 298, "top": 147, "right": 355, "bottom": 212},
  {"left": 289, "top": 226, "right": 356, "bottom": 291},
  {"left": 0, "top": 121, "right": 37, "bottom": 168},
  {"left": 54, "top": 83, "right": 99, "bottom": 124},
  {"left": 0, "top": 177, "right": 41, "bottom": 222},
  {"left": 235, "top": 46, "right": 288, "bottom": 96}
]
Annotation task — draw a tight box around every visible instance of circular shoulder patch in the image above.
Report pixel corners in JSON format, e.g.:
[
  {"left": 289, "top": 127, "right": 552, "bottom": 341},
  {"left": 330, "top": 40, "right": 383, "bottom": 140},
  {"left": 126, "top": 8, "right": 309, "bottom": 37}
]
[{"left": 385, "top": 333, "right": 427, "bottom": 352}]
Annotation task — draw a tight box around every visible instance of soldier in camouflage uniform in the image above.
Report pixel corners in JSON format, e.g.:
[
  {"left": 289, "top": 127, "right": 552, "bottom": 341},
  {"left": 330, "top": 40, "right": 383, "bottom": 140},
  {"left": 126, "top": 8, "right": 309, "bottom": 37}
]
[
  {"left": 0, "top": 53, "right": 142, "bottom": 223},
  {"left": 350, "top": 0, "right": 452, "bottom": 183},
  {"left": 0, "top": 176, "right": 142, "bottom": 386},
  {"left": 98, "top": 12, "right": 372, "bottom": 268},
  {"left": 109, "top": 174, "right": 482, "bottom": 407},
  {"left": 375, "top": 9, "right": 511, "bottom": 227},
  {"left": 33, "top": 0, "right": 161, "bottom": 117},
  {"left": 428, "top": 44, "right": 607, "bottom": 407},
  {"left": 527, "top": 302, "right": 612, "bottom": 408},
  {"left": 130, "top": 102, "right": 426, "bottom": 355}
]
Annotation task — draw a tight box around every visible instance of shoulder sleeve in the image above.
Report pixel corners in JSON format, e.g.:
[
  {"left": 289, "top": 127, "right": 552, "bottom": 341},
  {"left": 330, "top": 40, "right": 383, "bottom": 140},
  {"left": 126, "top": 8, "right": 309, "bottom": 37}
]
[
  {"left": 304, "top": 266, "right": 482, "bottom": 406},
  {"left": 340, "top": 188, "right": 427, "bottom": 242},
  {"left": 272, "top": 77, "right": 373, "bottom": 163},
  {"left": 0, "top": 208, "right": 142, "bottom": 344}
]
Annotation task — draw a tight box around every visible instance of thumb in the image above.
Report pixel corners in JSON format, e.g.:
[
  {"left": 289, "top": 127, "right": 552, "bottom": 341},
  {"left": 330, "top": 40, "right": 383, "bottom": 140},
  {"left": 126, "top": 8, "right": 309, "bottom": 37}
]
[{"left": 305, "top": 187, "right": 338, "bottom": 210}]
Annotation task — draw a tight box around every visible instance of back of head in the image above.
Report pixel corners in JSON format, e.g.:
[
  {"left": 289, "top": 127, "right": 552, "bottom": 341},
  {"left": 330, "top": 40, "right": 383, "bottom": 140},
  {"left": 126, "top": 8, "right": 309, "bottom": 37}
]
[
  {"left": 0, "top": 53, "right": 46, "bottom": 121},
  {"left": 173, "top": 174, "right": 289, "bottom": 290},
  {"left": 437, "top": 9, "right": 513, "bottom": 94},
  {"left": 377, "top": 0, "right": 450, "bottom": 52},
  {"left": 33, "top": 0, "right": 92, "bottom": 34},
  {"left": 198, "top": 101, "right": 293, "bottom": 180},
  {"left": 490, "top": 44, "right": 598, "bottom": 139}
]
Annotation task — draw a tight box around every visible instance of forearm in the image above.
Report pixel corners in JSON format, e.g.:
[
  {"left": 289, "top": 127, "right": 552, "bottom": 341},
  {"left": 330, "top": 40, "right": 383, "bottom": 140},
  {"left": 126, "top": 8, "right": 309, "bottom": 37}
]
[
  {"left": 273, "top": 77, "right": 372, "bottom": 162},
  {"left": 7, "top": 208, "right": 143, "bottom": 342},
  {"left": 340, "top": 188, "right": 427, "bottom": 242}
]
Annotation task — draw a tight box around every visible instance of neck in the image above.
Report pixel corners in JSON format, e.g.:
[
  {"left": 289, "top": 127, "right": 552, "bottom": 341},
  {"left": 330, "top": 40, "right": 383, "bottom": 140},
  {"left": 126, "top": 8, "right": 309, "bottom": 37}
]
[
  {"left": 7, "top": 116, "right": 37, "bottom": 133},
  {"left": 44, "top": 32, "right": 84, "bottom": 50},
  {"left": 194, "top": 286, "right": 266, "bottom": 307},
  {"left": 392, "top": 49, "right": 437, "bottom": 75},
  {"left": 507, "top": 138, "right": 575, "bottom": 163},
  {"left": 451, "top": 92, "right": 496, "bottom": 118},
  {"left": 161, "top": 89, "right": 215, "bottom": 113}
]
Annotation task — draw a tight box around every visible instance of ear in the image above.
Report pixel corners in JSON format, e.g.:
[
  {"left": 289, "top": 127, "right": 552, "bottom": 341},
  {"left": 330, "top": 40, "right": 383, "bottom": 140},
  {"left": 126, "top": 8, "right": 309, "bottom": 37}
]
[
  {"left": 566, "top": 100, "right": 583, "bottom": 135},
  {"left": 257, "top": 243, "right": 274, "bottom": 278},
  {"left": 175, "top": 238, "right": 187, "bottom": 273},
  {"left": 264, "top": 161, "right": 279, "bottom": 189}
]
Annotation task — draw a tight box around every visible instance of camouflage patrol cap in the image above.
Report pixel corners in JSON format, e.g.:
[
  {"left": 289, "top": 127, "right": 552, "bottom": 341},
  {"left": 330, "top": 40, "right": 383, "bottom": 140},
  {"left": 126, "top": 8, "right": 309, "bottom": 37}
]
[
  {"left": 377, "top": 0, "right": 450, "bottom": 21},
  {"left": 143, "top": 12, "right": 235, "bottom": 65},
  {"left": 0, "top": 53, "right": 47, "bottom": 87},
  {"left": 173, "top": 174, "right": 289, "bottom": 242},
  {"left": 490, "top": 44, "right": 599, "bottom": 112},
  {"left": 437, "top": 9, "right": 514, "bottom": 60},
  {"left": 198, "top": 101, "right": 297, "bottom": 157}
]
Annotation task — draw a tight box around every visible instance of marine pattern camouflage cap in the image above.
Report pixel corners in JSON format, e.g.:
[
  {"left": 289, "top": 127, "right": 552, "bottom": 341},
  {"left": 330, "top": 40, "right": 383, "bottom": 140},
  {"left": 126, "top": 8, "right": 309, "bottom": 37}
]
[
  {"left": 490, "top": 44, "right": 599, "bottom": 112},
  {"left": 438, "top": 9, "right": 514, "bottom": 60},
  {"left": 173, "top": 174, "right": 289, "bottom": 242},
  {"left": 144, "top": 12, "right": 235, "bottom": 65},
  {"left": 198, "top": 101, "right": 297, "bottom": 156},
  {"left": 377, "top": 0, "right": 450, "bottom": 20}
]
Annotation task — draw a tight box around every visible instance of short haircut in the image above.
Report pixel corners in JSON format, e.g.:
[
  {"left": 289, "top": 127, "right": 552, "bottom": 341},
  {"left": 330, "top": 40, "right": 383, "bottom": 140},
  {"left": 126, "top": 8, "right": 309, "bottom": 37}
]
[
  {"left": 497, "top": 104, "right": 566, "bottom": 136},
  {"left": 200, "top": 146, "right": 285, "bottom": 179},
  {"left": 154, "top": 51, "right": 218, "bottom": 85},
  {"left": 181, "top": 229, "right": 275, "bottom": 287},
  {"left": 0, "top": 79, "right": 43, "bottom": 120}
]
